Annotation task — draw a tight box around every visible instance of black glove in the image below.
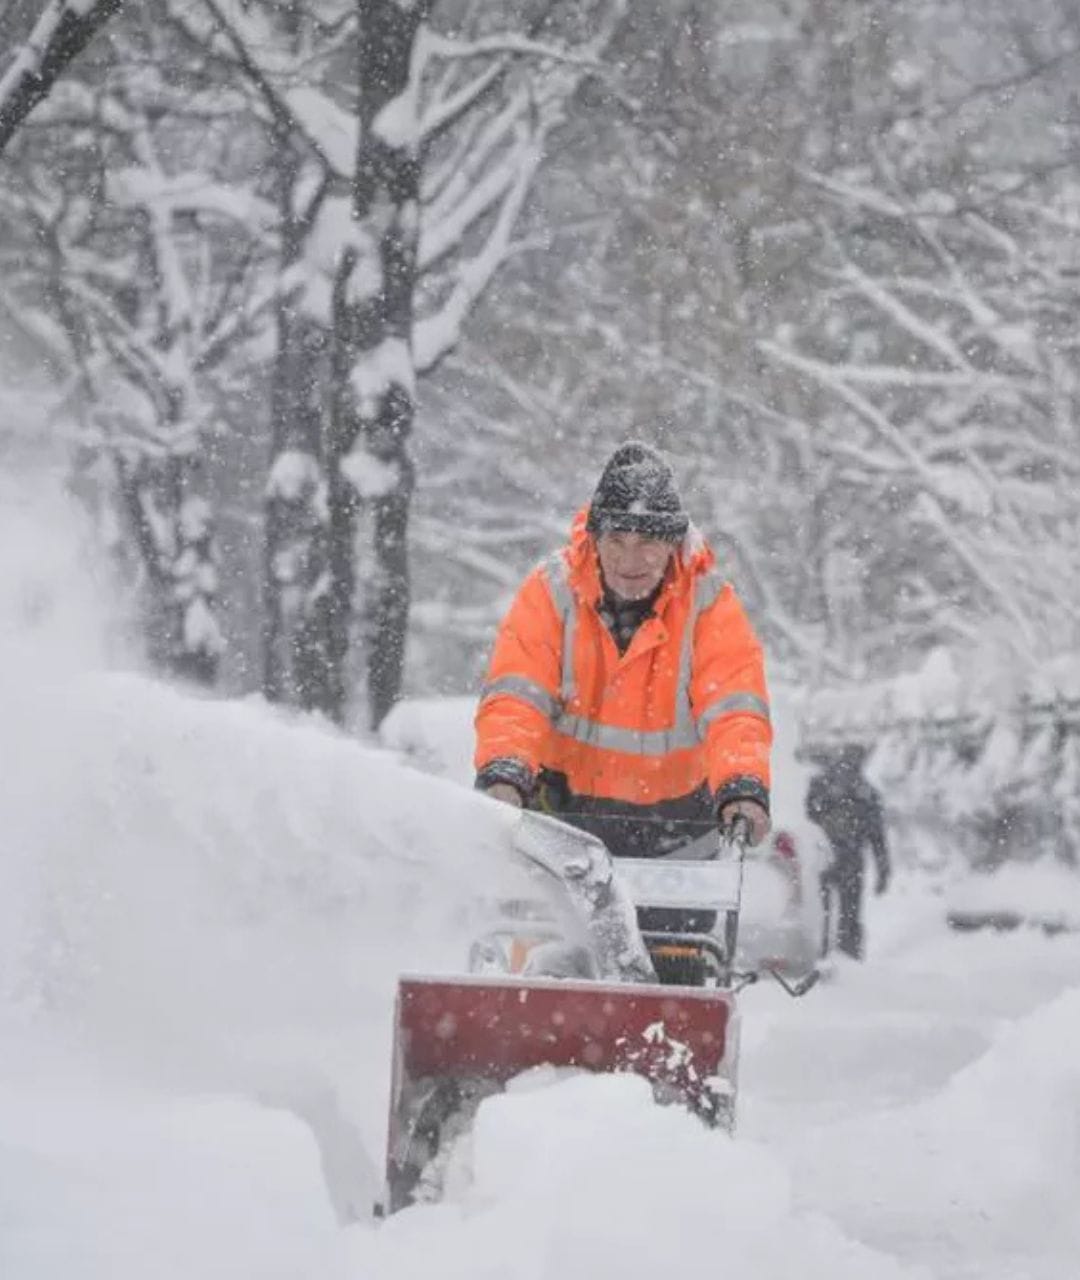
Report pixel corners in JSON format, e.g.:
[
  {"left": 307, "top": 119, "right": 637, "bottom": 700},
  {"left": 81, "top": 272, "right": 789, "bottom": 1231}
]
[{"left": 875, "top": 866, "right": 891, "bottom": 896}]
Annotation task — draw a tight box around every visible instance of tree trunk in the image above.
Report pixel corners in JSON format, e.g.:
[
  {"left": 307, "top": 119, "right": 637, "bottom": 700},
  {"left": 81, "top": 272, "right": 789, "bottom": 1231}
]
[
  {"left": 116, "top": 446, "right": 221, "bottom": 684},
  {"left": 322, "top": 0, "right": 431, "bottom": 728},
  {"left": 263, "top": 135, "right": 334, "bottom": 712},
  {"left": 263, "top": 306, "right": 333, "bottom": 710}
]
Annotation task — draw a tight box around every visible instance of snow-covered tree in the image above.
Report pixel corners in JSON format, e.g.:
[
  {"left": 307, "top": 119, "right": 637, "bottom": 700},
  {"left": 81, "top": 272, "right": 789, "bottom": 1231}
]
[
  {"left": 0, "top": 0, "right": 122, "bottom": 154},
  {"left": 333, "top": 1, "right": 628, "bottom": 727},
  {"left": 5, "top": 0, "right": 1078, "bottom": 739},
  {"left": 763, "top": 159, "right": 1080, "bottom": 673},
  {"left": 187, "top": 0, "right": 627, "bottom": 724},
  {"left": 4, "top": 0, "right": 627, "bottom": 715},
  {"left": 405, "top": 0, "right": 1080, "bottom": 696},
  {"left": 0, "top": 2, "right": 270, "bottom": 679},
  {"left": 398, "top": 0, "right": 906, "bottom": 685}
]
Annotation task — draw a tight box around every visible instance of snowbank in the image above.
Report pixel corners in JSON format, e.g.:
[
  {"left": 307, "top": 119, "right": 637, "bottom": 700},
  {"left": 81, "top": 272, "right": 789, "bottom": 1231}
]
[
  {"left": 350, "top": 1071, "right": 926, "bottom": 1280},
  {"left": 0, "top": 1057, "right": 349, "bottom": 1280},
  {"left": 946, "top": 859, "right": 1080, "bottom": 932},
  {"left": 787, "top": 982, "right": 1080, "bottom": 1275},
  {"left": 0, "top": 667, "right": 541, "bottom": 1099}
]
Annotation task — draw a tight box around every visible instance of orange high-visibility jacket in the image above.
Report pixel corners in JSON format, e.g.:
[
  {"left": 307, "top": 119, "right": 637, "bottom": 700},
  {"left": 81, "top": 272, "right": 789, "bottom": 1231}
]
[{"left": 474, "top": 511, "right": 771, "bottom": 812}]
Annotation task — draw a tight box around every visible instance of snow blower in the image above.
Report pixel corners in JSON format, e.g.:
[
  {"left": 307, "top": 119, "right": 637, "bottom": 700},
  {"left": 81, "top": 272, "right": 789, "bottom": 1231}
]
[{"left": 379, "top": 810, "right": 817, "bottom": 1214}]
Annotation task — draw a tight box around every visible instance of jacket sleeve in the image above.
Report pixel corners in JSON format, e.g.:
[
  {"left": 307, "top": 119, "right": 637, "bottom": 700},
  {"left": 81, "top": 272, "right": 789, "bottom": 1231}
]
[
  {"left": 474, "top": 566, "right": 563, "bottom": 797},
  {"left": 805, "top": 773, "right": 827, "bottom": 825},
  {"left": 689, "top": 583, "right": 772, "bottom": 812}
]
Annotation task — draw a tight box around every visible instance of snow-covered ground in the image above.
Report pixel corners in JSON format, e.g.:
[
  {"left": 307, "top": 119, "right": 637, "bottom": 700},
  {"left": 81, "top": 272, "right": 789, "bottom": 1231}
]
[{"left": 3, "top": 484, "right": 1079, "bottom": 1280}]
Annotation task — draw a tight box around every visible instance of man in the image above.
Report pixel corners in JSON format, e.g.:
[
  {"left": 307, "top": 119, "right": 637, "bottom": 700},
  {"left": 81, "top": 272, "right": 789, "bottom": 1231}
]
[
  {"left": 474, "top": 441, "right": 772, "bottom": 860},
  {"left": 805, "top": 743, "right": 891, "bottom": 960}
]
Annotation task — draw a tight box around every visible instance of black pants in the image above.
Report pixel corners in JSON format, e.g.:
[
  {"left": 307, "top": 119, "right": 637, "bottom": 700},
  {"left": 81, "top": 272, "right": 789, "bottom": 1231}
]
[{"left": 820, "top": 854, "right": 865, "bottom": 960}]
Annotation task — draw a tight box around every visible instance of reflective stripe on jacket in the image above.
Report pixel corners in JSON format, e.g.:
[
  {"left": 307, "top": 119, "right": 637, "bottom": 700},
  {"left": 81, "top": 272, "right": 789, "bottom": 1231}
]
[{"left": 474, "top": 510, "right": 771, "bottom": 807}]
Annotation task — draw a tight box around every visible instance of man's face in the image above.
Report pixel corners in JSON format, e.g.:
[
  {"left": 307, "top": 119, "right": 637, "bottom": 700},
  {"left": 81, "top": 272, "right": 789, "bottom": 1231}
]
[{"left": 595, "top": 531, "right": 674, "bottom": 601}]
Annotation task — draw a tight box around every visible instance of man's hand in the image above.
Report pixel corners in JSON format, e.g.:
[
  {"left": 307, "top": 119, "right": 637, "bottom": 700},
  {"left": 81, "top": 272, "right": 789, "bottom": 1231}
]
[
  {"left": 719, "top": 798, "right": 770, "bottom": 847},
  {"left": 485, "top": 782, "right": 524, "bottom": 808}
]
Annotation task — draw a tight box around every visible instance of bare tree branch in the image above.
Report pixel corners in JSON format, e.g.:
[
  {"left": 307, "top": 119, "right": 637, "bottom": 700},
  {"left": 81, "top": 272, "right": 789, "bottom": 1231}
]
[{"left": 0, "top": 0, "right": 122, "bottom": 155}]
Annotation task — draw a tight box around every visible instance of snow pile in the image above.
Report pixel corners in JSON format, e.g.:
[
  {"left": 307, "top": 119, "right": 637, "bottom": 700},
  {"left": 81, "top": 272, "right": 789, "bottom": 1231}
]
[
  {"left": 946, "top": 858, "right": 1080, "bottom": 931},
  {"left": 0, "top": 668, "right": 538, "bottom": 1066},
  {"left": 381, "top": 694, "right": 477, "bottom": 786},
  {"left": 0, "top": 1065, "right": 348, "bottom": 1280},
  {"left": 0, "top": 475, "right": 121, "bottom": 674},
  {"left": 794, "top": 982, "right": 1080, "bottom": 1275},
  {"left": 351, "top": 1071, "right": 925, "bottom": 1280}
]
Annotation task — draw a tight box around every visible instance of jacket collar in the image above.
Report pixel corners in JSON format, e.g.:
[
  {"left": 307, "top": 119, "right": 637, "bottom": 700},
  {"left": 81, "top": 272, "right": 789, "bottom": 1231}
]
[{"left": 564, "top": 506, "right": 715, "bottom": 609}]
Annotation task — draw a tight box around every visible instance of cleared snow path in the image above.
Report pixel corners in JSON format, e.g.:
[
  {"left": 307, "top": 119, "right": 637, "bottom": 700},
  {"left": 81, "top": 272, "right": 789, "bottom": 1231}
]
[{"left": 740, "top": 886, "right": 1080, "bottom": 1280}]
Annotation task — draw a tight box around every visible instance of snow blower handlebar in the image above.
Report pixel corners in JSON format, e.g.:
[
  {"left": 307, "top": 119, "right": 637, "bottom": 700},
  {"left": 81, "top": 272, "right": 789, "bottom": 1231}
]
[
  {"left": 721, "top": 813, "right": 820, "bottom": 997},
  {"left": 717, "top": 815, "right": 819, "bottom": 998},
  {"left": 513, "top": 809, "right": 819, "bottom": 997},
  {"left": 721, "top": 819, "right": 824, "bottom": 998},
  {"left": 720, "top": 812, "right": 751, "bottom": 985}
]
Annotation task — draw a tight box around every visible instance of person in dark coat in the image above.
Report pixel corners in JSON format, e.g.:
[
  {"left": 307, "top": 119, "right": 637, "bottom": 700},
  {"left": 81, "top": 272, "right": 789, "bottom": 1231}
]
[{"left": 805, "top": 743, "right": 890, "bottom": 960}]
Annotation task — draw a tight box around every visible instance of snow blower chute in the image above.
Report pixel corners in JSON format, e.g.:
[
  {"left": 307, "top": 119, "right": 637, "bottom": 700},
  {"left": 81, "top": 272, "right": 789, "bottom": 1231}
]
[{"left": 380, "top": 810, "right": 816, "bottom": 1213}]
